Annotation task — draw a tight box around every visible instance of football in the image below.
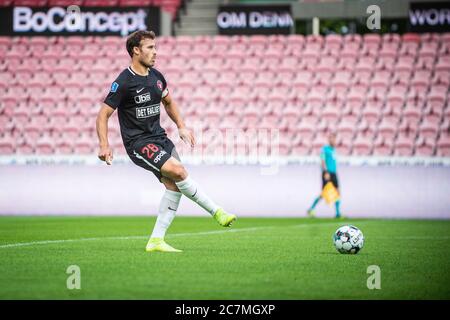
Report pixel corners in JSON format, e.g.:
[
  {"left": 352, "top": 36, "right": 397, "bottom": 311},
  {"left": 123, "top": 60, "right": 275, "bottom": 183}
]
[{"left": 333, "top": 225, "right": 364, "bottom": 254}]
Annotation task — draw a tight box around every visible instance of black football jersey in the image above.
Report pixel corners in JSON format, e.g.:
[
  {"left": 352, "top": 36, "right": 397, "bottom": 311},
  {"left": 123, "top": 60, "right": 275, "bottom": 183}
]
[{"left": 104, "top": 66, "right": 169, "bottom": 150}]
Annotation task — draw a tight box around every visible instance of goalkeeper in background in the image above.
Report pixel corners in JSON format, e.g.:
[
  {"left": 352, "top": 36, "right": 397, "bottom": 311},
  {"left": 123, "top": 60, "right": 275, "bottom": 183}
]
[{"left": 307, "top": 133, "right": 342, "bottom": 218}]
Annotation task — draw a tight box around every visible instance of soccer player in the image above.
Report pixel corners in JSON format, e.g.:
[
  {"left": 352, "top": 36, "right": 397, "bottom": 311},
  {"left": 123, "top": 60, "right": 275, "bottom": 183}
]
[
  {"left": 96, "top": 30, "right": 236, "bottom": 253},
  {"left": 307, "top": 133, "right": 342, "bottom": 218}
]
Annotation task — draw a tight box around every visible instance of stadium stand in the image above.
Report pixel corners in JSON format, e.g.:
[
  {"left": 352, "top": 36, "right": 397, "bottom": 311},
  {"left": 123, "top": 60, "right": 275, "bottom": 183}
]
[{"left": 0, "top": 32, "right": 449, "bottom": 156}]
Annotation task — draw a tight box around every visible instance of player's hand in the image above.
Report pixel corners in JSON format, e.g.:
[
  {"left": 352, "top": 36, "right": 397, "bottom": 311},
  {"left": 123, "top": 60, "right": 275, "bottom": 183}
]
[
  {"left": 179, "top": 127, "right": 196, "bottom": 148},
  {"left": 324, "top": 172, "right": 331, "bottom": 181},
  {"left": 98, "top": 146, "right": 113, "bottom": 165}
]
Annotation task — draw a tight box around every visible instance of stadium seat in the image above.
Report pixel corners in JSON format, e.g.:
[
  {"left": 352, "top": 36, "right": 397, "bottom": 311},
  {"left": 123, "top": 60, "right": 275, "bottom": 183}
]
[
  {"left": 437, "top": 134, "right": 450, "bottom": 156},
  {"left": 419, "top": 120, "right": 439, "bottom": 139},
  {"left": 415, "top": 137, "right": 435, "bottom": 156},
  {"left": 378, "top": 119, "right": 397, "bottom": 140},
  {"left": 352, "top": 135, "right": 372, "bottom": 156},
  {"left": 394, "top": 134, "right": 415, "bottom": 156},
  {"left": 372, "top": 136, "right": 393, "bottom": 156}
]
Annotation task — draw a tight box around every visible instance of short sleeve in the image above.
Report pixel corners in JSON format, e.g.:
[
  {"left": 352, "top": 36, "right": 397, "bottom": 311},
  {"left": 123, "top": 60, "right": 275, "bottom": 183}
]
[
  {"left": 156, "top": 70, "right": 169, "bottom": 98},
  {"left": 104, "top": 79, "right": 125, "bottom": 109},
  {"left": 320, "top": 146, "right": 326, "bottom": 159}
]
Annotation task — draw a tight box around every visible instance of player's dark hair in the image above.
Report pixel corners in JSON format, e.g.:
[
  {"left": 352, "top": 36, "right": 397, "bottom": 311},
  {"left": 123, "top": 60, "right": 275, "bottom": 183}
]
[{"left": 126, "top": 30, "right": 156, "bottom": 57}]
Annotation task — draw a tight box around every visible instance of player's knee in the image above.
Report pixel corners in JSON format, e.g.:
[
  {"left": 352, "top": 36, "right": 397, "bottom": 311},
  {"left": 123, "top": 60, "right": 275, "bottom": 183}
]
[
  {"left": 161, "top": 177, "right": 180, "bottom": 192},
  {"left": 170, "top": 164, "right": 188, "bottom": 181}
]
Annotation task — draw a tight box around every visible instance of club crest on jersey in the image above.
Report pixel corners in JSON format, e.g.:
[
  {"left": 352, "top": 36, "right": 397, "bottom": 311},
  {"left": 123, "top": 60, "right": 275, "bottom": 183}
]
[
  {"left": 110, "top": 82, "right": 119, "bottom": 93},
  {"left": 134, "top": 92, "right": 151, "bottom": 104},
  {"left": 156, "top": 80, "right": 163, "bottom": 91}
]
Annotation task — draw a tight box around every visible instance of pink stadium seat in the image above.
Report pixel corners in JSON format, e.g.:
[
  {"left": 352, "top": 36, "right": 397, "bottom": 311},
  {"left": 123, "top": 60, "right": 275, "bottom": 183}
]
[
  {"left": 416, "top": 56, "right": 435, "bottom": 70},
  {"left": 378, "top": 119, "right": 397, "bottom": 140},
  {"left": 291, "top": 139, "right": 311, "bottom": 156},
  {"left": 55, "top": 141, "right": 74, "bottom": 155},
  {"left": 73, "top": 135, "right": 94, "bottom": 155},
  {"left": 428, "top": 88, "right": 447, "bottom": 106},
  {"left": 375, "top": 56, "right": 396, "bottom": 71},
  {"left": 432, "top": 70, "right": 450, "bottom": 87},
  {"left": 415, "top": 137, "right": 435, "bottom": 156},
  {"left": 331, "top": 71, "right": 351, "bottom": 88},
  {"left": 371, "top": 70, "right": 391, "bottom": 89},
  {"left": 406, "top": 88, "right": 426, "bottom": 106},
  {"left": 334, "top": 137, "right": 351, "bottom": 156},
  {"left": 337, "top": 120, "right": 355, "bottom": 140},
  {"left": 402, "top": 33, "right": 421, "bottom": 43},
  {"left": 437, "top": 134, "right": 450, "bottom": 156},
  {"left": 354, "top": 57, "right": 374, "bottom": 73},
  {"left": 386, "top": 90, "right": 405, "bottom": 109},
  {"left": 309, "top": 135, "right": 326, "bottom": 154},
  {"left": 372, "top": 136, "right": 393, "bottom": 156},
  {"left": 0, "top": 135, "right": 15, "bottom": 154},
  {"left": 394, "top": 134, "right": 415, "bottom": 156},
  {"left": 326, "top": 90, "right": 345, "bottom": 108},
  {"left": 346, "top": 88, "right": 367, "bottom": 104},
  {"left": 316, "top": 57, "right": 337, "bottom": 72},
  {"left": 363, "top": 33, "right": 381, "bottom": 45},
  {"left": 282, "top": 107, "right": 301, "bottom": 128},
  {"left": 395, "top": 56, "right": 415, "bottom": 72},
  {"left": 418, "top": 43, "right": 438, "bottom": 58},
  {"left": 320, "top": 103, "right": 340, "bottom": 123},
  {"left": 340, "top": 42, "right": 359, "bottom": 58},
  {"left": 399, "top": 42, "right": 419, "bottom": 57},
  {"left": 362, "top": 104, "right": 381, "bottom": 124},
  {"left": 410, "top": 71, "right": 431, "bottom": 92},
  {"left": 382, "top": 33, "right": 401, "bottom": 44},
  {"left": 294, "top": 121, "right": 315, "bottom": 141},
  {"left": 16, "top": 140, "right": 34, "bottom": 155},
  {"left": 343, "top": 34, "right": 362, "bottom": 46},
  {"left": 402, "top": 105, "right": 422, "bottom": 124},
  {"left": 419, "top": 120, "right": 439, "bottom": 139},
  {"left": 435, "top": 56, "right": 450, "bottom": 71},
  {"left": 379, "top": 42, "right": 398, "bottom": 58},
  {"left": 352, "top": 135, "right": 372, "bottom": 156},
  {"left": 422, "top": 107, "right": 443, "bottom": 125},
  {"left": 35, "top": 137, "right": 54, "bottom": 155}
]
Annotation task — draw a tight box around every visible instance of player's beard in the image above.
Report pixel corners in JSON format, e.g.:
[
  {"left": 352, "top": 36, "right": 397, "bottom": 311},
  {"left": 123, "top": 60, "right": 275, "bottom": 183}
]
[{"left": 140, "top": 57, "right": 154, "bottom": 68}]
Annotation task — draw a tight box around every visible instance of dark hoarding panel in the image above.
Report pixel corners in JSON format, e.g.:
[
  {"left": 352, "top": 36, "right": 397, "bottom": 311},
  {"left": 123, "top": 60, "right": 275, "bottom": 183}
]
[
  {"left": 409, "top": 2, "right": 450, "bottom": 33},
  {"left": 0, "top": 6, "right": 160, "bottom": 36},
  {"left": 217, "top": 4, "right": 293, "bottom": 35}
]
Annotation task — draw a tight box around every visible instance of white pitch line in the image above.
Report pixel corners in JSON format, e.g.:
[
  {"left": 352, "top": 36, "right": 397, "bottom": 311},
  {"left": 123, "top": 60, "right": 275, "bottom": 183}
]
[
  {"left": 0, "top": 226, "right": 277, "bottom": 249},
  {"left": 0, "top": 221, "right": 364, "bottom": 250}
]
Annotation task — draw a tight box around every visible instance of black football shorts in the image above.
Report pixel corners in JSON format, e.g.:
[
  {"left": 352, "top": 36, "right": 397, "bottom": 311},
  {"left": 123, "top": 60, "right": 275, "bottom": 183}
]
[
  {"left": 127, "top": 135, "right": 180, "bottom": 182},
  {"left": 322, "top": 171, "right": 339, "bottom": 189}
]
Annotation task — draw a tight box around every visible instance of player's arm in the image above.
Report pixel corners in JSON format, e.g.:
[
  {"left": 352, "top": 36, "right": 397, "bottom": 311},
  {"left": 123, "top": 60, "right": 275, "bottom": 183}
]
[
  {"left": 161, "top": 93, "right": 195, "bottom": 147},
  {"left": 96, "top": 103, "right": 115, "bottom": 165},
  {"left": 321, "top": 159, "right": 327, "bottom": 171},
  {"left": 320, "top": 150, "right": 330, "bottom": 180}
]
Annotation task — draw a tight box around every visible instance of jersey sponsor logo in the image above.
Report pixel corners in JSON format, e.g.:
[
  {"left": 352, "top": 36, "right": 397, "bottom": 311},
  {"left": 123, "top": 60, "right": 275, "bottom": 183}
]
[
  {"left": 153, "top": 150, "right": 167, "bottom": 163},
  {"left": 110, "top": 82, "right": 119, "bottom": 93},
  {"left": 136, "top": 104, "right": 160, "bottom": 119},
  {"left": 134, "top": 92, "right": 151, "bottom": 104},
  {"left": 156, "top": 80, "right": 163, "bottom": 91}
]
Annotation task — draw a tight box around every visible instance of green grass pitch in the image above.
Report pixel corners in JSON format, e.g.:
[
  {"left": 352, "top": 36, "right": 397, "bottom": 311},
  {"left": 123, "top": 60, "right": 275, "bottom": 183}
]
[{"left": 0, "top": 216, "right": 449, "bottom": 299}]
